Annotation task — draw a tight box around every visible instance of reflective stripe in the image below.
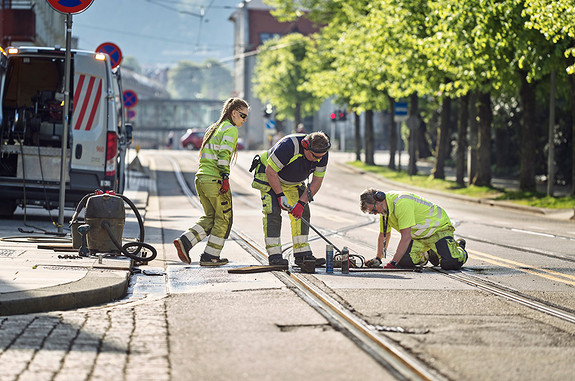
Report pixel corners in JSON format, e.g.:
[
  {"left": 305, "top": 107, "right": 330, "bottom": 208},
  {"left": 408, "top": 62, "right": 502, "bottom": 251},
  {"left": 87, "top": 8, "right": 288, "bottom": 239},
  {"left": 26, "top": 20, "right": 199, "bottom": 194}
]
[
  {"left": 266, "top": 245, "right": 282, "bottom": 255},
  {"left": 265, "top": 237, "right": 281, "bottom": 245},
  {"left": 222, "top": 135, "right": 235, "bottom": 144},
  {"left": 208, "top": 235, "right": 226, "bottom": 246},
  {"left": 292, "top": 235, "right": 308, "bottom": 245},
  {"left": 394, "top": 195, "right": 442, "bottom": 239},
  {"left": 201, "top": 152, "right": 218, "bottom": 160},
  {"left": 190, "top": 224, "right": 207, "bottom": 239},
  {"left": 204, "top": 245, "right": 221, "bottom": 256},
  {"left": 218, "top": 159, "right": 229, "bottom": 166}
]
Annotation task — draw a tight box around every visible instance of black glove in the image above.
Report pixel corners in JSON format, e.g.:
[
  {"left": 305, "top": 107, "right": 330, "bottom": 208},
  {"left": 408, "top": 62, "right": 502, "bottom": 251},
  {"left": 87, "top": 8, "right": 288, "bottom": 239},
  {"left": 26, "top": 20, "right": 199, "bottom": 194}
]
[{"left": 365, "top": 257, "right": 382, "bottom": 268}]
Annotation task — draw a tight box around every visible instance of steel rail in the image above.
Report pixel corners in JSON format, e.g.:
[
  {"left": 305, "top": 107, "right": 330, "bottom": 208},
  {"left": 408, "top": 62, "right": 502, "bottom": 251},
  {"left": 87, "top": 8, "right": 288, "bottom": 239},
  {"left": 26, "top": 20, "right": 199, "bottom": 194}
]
[
  {"left": 441, "top": 269, "right": 575, "bottom": 325},
  {"left": 169, "top": 155, "right": 444, "bottom": 381}
]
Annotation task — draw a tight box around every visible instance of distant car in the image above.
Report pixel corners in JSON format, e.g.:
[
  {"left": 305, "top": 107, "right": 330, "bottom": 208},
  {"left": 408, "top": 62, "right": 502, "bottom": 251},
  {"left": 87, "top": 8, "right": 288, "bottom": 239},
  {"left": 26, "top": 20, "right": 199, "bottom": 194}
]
[
  {"left": 180, "top": 129, "right": 205, "bottom": 150},
  {"left": 180, "top": 129, "right": 246, "bottom": 150}
]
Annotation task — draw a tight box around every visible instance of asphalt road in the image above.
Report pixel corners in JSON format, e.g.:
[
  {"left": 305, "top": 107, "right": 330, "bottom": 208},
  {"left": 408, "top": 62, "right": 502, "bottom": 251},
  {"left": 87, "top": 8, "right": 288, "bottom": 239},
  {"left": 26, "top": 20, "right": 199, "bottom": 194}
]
[{"left": 0, "top": 148, "right": 574, "bottom": 381}]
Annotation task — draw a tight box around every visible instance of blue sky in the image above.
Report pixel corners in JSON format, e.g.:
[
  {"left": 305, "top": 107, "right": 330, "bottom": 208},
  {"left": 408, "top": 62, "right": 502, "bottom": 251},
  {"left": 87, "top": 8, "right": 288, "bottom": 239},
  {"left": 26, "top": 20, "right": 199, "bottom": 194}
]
[{"left": 72, "top": 0, "right": 240, "bottom": 68}]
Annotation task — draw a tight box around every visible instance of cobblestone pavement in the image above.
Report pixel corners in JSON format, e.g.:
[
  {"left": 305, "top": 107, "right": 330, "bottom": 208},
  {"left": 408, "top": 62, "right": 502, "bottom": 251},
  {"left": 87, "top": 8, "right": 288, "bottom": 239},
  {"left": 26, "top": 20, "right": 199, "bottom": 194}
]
[{"left": 0, "top": 299, "right": 170, "bottom": 381}]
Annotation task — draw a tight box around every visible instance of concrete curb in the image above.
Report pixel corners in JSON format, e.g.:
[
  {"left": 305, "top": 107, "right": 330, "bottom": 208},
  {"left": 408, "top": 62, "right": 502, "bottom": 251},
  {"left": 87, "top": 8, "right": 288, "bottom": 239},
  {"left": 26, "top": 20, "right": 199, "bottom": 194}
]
[{"left": 0, "top": 268, "right": 130, "bottom": 316}]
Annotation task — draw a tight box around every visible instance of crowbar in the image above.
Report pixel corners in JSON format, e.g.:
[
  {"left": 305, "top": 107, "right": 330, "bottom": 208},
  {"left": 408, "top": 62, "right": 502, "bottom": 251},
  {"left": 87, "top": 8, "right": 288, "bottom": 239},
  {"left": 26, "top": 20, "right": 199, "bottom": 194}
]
[{"left": 300, "top": 217, "right": 342, "bottom": 254}]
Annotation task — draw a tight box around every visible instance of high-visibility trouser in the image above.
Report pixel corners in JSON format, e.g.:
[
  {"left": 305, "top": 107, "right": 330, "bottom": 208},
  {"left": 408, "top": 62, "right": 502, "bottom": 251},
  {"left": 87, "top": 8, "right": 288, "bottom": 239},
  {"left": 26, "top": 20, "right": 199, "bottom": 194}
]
[
  {"left": 397, "top": 228, "right": 468, "bottom": 270},
  {"left": 260, "top": 184, "right": 311, "bottom": 259},
  {"left": 181, "top": 175, "right": 232, "bottom": 257}
]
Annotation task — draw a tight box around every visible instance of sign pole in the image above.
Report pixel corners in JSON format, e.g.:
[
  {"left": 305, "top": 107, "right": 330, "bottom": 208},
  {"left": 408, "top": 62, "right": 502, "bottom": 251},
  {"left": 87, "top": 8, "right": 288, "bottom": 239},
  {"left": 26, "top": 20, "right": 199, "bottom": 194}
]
[{"left": 58, "top": 13, "right": 73, "bottom": 233}]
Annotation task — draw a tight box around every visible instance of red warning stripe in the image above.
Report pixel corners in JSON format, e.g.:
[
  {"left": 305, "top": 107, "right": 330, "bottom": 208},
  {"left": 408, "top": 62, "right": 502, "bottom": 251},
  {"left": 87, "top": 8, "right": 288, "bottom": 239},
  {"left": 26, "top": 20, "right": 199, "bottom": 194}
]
[{"left": 73, "top": 74, "right": 102, "bottom": 131}]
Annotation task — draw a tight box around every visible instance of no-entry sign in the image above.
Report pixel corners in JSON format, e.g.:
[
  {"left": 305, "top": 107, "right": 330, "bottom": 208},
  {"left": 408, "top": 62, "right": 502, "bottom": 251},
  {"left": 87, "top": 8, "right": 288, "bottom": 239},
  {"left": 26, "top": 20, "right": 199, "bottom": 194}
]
[
  {"left": 46, "top": 0, "right": 95, "bottom": 15},
  {"left": 96, "top": 42, "right": 123, "bottom": 69}
]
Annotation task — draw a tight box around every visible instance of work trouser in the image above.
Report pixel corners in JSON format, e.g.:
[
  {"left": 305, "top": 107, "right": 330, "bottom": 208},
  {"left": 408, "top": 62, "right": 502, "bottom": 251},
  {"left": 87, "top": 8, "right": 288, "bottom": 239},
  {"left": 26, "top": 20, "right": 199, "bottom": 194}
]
[
  {"left": 260, "top": 184, "right": 311, "bottom": 259},
  {"left": 397, "top": 228, "right": 468, "bottom": 270},
  {"left": 182, "top": 175, "right": 232, "bottom": 257}
]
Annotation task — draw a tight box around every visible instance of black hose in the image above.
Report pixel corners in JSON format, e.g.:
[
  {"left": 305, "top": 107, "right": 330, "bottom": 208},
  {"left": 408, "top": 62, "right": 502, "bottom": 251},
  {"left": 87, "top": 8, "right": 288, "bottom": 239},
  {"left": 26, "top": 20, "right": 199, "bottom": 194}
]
[{"left": 101, "top": 220, "right": 157, "bottom": 262}]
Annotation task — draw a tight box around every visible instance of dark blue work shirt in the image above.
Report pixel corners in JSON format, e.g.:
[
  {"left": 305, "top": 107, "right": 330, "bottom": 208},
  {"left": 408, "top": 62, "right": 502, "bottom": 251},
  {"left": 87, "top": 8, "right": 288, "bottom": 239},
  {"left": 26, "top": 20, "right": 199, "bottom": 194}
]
[{"left": 264, "top": 134, "right": 328, "bottom": 185}]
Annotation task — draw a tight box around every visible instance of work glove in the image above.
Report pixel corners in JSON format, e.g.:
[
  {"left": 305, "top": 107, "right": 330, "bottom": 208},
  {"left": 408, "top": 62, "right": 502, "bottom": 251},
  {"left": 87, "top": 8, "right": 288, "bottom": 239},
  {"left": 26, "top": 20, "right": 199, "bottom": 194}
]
[
  {"left": 384, "top": 261, "right": 397, "bottom": 269},
  {"left": 290, "top": 200, "right": 306, "bottom": 219},
  {"left": 277, "top": 192, "right": 291, "bottom": 210},
  {"left": 365, "top": 257, "right": 382, "bottom": 268},
  {"left": 219, "top": 174, "right": 230, "bottom": 194}
]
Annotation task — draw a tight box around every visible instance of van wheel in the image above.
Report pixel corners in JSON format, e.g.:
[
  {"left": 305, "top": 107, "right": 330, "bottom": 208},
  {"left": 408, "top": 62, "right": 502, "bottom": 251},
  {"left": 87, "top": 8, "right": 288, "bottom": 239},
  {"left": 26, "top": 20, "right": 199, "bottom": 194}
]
[{"left": 0, "top": 199, "right": 17, "bottom": 217}]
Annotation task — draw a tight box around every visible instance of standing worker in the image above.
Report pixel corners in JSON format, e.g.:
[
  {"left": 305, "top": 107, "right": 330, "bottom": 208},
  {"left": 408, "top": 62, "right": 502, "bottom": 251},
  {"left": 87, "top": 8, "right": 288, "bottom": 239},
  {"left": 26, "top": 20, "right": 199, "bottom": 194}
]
[
  {"left": 250, "top": 131, "right": 331, "bottom": 266},
  {"left": 359, "top": 188, "right": 468, "bottom": 270},
  {"left": 174, "top": 98, "right": 249, "bottom": 266}
]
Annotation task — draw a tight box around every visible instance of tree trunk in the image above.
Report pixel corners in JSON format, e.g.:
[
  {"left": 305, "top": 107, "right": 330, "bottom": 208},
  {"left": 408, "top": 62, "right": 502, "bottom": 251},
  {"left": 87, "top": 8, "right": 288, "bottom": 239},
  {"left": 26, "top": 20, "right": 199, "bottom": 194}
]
[
  {"left": 365, "top": 109, "right": 375, "bottom": 165},
  {"left": 407, "top": 93, "right": 418, "bottom": 175},
  {"left": 456, "top": 93, "right": 469, "bottom": 186},
  {"left": 468, "top": 91, "right": 479, "bottom": 185},
  {"left": 387, "top": 95, "right": 396, "bottom": 170},
  {"left": 417, "top": 118, "right": 432, "bottom": 158},
  {"left": 354, "top": 112, "right": 361, "bottom": 161},
  {"left": 294, "top": 103, "right": 302, "bottom": 132},
  {"left": 432, "top": 96, "right": 452, "bottom": 179},
  {"left": 519, "top": 73, "right": 537, "bottom": 192},
  {"left": 568, "top": 57, "right": 575, "bottom": 196},
  {"left": 473, "top": 91, "right": 492, "bottom": 187}
]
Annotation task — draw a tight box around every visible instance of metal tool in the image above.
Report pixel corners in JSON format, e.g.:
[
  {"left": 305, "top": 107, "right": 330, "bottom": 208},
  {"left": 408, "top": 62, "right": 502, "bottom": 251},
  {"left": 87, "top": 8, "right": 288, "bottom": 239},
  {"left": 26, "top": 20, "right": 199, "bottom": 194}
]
[{"left": 300, "top": 217, "right": 342, "bottom": 254}]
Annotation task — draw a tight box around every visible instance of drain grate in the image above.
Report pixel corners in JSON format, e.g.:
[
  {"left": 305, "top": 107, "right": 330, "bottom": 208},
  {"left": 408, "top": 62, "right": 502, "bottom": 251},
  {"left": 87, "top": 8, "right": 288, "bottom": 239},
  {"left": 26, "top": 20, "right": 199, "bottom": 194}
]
[{"left": 0, "top": 249, "right": 17, "bottom": 257}]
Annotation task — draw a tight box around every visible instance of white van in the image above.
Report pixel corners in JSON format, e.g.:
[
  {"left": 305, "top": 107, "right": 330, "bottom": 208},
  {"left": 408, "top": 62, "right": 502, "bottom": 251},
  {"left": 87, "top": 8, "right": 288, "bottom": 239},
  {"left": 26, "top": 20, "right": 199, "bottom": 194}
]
[{"left": 0, "top": 46, "right": 130, "bottom": 217}]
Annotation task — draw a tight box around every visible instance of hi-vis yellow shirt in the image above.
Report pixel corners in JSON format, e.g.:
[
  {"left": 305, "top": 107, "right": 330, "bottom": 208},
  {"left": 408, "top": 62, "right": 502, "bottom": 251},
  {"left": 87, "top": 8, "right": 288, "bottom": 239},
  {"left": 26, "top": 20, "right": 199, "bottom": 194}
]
[
  {"left": 380, "top": 191, "right": 453, "bottom": 239},
  {"left": 197, "top": 120, "right": 238, "bottom": 177}
]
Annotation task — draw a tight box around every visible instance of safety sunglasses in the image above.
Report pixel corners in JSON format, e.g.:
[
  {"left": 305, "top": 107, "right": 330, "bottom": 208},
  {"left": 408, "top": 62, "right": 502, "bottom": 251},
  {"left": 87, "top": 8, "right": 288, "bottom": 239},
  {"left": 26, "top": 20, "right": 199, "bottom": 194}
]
[{"left": 237, "top": 111, "right": 248, "bottom": 120}]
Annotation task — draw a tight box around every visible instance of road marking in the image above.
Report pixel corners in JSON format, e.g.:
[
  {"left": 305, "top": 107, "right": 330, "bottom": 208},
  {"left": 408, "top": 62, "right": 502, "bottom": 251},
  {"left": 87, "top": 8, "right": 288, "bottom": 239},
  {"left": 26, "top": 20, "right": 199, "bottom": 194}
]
[{"left": 470, "top": 249, "right": 575, "bottom": 286}]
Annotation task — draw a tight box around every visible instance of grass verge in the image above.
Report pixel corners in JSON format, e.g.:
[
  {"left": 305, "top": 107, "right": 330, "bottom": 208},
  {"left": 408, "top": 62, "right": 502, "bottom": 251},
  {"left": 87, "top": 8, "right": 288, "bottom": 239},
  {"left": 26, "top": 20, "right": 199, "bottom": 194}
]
[{"left": 347, "top": 161, "right": 575, "bottom": 210}]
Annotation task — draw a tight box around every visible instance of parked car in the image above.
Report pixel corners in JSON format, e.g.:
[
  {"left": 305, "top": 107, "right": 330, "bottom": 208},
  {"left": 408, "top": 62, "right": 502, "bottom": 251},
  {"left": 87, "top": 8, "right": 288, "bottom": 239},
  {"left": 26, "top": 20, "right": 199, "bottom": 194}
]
[
  {"left": 181, "top": 129, "right": 245, "bottom": 150},
  {"left": 180, "top": 129, "right": 205, "bottom": 150}
]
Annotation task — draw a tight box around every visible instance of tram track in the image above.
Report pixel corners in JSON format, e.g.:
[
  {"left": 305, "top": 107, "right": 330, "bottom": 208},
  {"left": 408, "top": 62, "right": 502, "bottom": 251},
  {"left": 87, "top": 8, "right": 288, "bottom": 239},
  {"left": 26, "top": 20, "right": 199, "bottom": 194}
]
[
  {"left": 168, "top": 154, "right": 444, "bottom": 381},
  {"left": 168, "top": 152, "right": 575, "bottom": 380}
]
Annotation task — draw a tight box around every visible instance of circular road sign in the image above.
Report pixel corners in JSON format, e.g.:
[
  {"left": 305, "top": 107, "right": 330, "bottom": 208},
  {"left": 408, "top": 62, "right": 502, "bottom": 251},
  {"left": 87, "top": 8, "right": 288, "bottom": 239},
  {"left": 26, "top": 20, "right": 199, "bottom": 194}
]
[
  {"left": 123, "top": 90, "right": 138, "bottom": 109},
  {"left": 96, "top": 42, "right": 123, "bottom": 69},
  {"left": 46, "top": 0, "right": 95, "bottom": 15}
]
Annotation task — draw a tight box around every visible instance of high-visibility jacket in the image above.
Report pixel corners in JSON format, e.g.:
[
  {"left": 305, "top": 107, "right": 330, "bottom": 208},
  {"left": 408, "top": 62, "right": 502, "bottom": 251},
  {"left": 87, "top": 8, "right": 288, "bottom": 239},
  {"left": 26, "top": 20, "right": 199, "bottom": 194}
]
[
  {"left": 197, "top": 120, "right": 238, "bottom": 177},
  {"left": 381, "top": 191, "right": 454, "bottom": 239}
]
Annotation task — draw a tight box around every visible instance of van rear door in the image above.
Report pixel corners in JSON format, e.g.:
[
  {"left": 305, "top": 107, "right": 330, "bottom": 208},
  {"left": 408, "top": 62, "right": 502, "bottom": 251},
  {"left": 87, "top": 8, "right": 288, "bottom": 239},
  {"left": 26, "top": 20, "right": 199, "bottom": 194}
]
[{"left": 69, "top": 52, "right": 117, "bottom": 192}]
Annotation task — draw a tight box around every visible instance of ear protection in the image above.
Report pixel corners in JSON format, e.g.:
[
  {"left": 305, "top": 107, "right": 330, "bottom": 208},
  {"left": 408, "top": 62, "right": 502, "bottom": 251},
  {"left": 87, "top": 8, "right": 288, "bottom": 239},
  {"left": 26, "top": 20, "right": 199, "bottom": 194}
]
[
  {"left": 301, "top": 137, "right": 310, "bottom": 150},
  {"left": 374, "top": 191, "right": 386, "bottom": 202}
]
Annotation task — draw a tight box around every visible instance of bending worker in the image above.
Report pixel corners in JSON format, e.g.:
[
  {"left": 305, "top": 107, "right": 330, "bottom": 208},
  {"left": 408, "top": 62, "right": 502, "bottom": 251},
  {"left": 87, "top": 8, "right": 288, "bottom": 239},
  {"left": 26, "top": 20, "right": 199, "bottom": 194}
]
[
  {"left": 359, "top": 188, "right": 468, "bottom": 270},
  {"left": 251, "top": 131, "right": 331, "bottom": 267},
  {"left": 174, "top": 98, "right": 249, "bottom": 266}
]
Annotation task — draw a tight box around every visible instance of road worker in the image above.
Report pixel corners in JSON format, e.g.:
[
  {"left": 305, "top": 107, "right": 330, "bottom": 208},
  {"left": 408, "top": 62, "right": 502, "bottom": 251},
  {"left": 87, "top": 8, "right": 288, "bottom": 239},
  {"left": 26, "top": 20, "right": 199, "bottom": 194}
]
[
  {"left": 250, "top": 131, "right": 331, "bottom": 267},
  {"left": 359, "top": 188, "right": 468, "bottom": 270},
  {"left": 174, "top": 98, "right": 249, "bottom": 266}
]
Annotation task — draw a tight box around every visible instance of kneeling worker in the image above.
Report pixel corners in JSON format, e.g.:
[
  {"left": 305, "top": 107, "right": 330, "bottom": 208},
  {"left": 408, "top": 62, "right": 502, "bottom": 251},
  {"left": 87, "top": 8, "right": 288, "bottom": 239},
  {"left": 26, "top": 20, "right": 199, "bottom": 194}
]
[{"left": 359, "top": 188, "right": 468, "bottom": 270}]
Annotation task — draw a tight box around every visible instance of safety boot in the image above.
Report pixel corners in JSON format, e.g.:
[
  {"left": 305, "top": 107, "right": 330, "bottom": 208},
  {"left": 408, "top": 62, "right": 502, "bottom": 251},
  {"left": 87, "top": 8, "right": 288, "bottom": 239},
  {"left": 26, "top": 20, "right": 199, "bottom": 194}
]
[
  {"left": 174, "top": 235, "right": 193, "bottom": 264},
  {"left": 268, "top": 254, "right": 288, "bottom": 266},
  {"left": 200, "top": 253, "right": 229, "bottom": 266},
  {"left": 457, "top": 238, "right": 466, "bottom": 250}
]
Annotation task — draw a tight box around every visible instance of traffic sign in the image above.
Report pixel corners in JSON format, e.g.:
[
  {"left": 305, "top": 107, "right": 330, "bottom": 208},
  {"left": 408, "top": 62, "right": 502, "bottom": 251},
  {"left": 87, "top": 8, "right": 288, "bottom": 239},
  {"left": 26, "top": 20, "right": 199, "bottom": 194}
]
[
  {"left": 96, "top": 42, "right": 123, "bottom": 69},
  {"left": 265, "top": 119, "right": 276, "bottom": 129},
  {"left": 394, "top": 102, "right": 408, "bottom": 123},
  {"left": 127, "top": 109, "right": 136, "bottom": 120},
  {"left": 46, "top": 0, "right": 95, "bottom": 15},
  {"left": 123, "top": 90, "right": 138, "bottom": 109}
]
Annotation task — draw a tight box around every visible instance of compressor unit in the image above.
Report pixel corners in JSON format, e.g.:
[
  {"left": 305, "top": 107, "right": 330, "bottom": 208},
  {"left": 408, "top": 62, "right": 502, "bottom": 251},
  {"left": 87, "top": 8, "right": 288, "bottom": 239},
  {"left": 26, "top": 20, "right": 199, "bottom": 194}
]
[{"left": 70, "top": 190, "right": 156, "bottom": 262}]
